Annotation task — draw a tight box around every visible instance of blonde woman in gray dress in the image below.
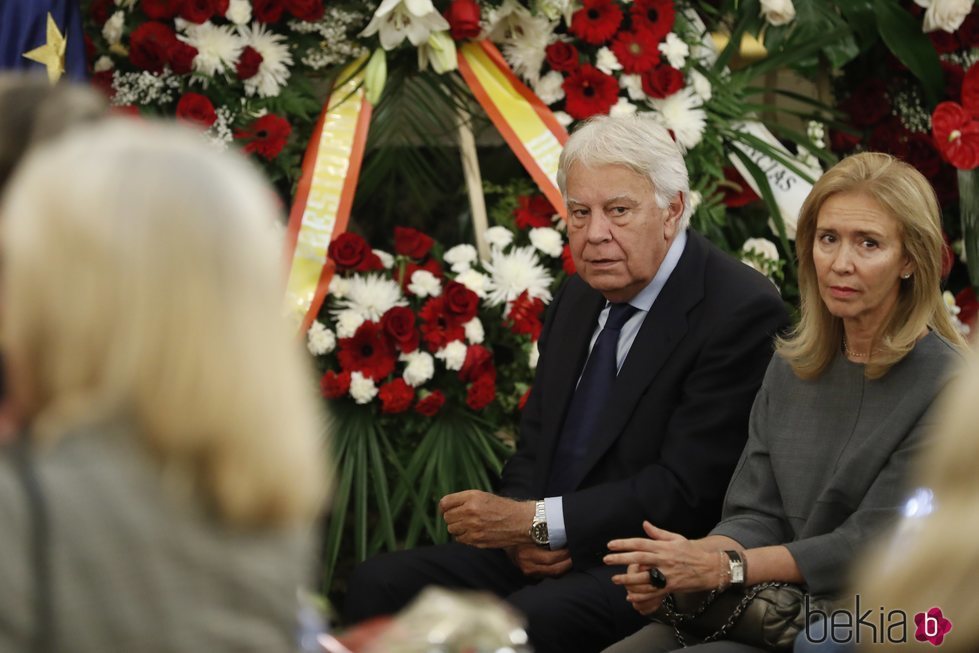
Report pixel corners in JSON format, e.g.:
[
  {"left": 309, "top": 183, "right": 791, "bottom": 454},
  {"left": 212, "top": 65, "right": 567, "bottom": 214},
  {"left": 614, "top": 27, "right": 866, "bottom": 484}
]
[{"left": 601, "top": 152, "right": 966, "bottom": 653}]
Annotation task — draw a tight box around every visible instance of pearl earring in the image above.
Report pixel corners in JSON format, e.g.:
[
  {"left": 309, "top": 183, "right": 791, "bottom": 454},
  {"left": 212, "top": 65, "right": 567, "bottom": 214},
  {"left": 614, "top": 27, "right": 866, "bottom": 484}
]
[{"left": 901, "top": 272, "right": 911, "bottom": 279}]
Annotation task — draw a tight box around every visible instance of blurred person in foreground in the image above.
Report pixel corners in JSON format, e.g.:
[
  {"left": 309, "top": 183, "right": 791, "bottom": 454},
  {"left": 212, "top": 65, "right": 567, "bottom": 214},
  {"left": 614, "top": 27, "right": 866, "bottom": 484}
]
[
  {"left": 0, "top": 119, "right": 329, "bottom": 653},
  {"left": 602, "top": 152, "right": 966, "bottom": 653}
]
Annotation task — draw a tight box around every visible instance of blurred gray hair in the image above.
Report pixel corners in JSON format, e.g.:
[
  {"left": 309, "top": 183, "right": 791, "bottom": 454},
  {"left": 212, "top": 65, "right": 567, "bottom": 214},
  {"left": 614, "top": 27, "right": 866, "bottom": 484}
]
[{"left": 557, "top": 114, "right": 692, "bottom": 229}]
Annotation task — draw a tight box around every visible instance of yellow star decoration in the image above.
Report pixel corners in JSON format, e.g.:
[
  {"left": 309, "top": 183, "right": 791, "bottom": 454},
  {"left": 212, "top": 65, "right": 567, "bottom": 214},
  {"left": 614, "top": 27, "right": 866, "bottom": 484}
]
[{"left": 23, "top": 13, "right": 68, "bottom": 84}]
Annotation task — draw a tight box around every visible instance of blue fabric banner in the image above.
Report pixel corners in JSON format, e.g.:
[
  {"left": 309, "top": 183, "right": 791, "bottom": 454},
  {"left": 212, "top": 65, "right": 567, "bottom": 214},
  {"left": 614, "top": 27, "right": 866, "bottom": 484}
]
[{"left": 0, "top": 0, "right": 87, "bottom": 80}]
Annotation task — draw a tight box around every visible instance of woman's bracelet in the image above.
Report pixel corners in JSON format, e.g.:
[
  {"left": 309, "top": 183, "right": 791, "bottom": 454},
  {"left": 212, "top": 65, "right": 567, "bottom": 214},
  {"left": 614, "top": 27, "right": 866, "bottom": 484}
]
[{"left": 716, "top": 550, "right": 730, "bottom": 592}]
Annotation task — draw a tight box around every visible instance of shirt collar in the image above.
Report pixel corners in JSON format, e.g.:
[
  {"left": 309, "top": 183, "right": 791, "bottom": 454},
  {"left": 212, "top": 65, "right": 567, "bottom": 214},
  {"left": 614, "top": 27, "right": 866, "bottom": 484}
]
[{"left": 625, "top": 229, "right": 688, "bottom": 313}]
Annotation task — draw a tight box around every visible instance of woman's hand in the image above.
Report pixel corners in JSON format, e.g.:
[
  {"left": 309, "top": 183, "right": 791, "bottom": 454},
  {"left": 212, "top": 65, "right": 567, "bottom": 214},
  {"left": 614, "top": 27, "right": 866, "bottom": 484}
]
[{"left": 604, "top": 521, "right": 723, "bottom": 607}]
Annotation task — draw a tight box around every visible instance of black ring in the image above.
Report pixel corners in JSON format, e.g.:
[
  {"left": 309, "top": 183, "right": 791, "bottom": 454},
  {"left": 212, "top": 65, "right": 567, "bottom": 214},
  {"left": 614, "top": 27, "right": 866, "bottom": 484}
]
[{"left": 648, "top": 567, "right": 667, "bottom": 589}]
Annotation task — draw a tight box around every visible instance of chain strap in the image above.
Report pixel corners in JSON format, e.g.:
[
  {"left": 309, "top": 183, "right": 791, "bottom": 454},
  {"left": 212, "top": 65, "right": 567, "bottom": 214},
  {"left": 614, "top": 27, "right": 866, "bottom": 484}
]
[{"left": 663, "top": 582, "right": 799, "bottom": 648}]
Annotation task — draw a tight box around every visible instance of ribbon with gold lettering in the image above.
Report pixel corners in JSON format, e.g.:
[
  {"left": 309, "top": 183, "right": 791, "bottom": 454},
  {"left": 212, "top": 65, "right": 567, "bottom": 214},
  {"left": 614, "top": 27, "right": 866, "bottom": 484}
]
[
  {"left": 458, "top": 41, "right": 568, "bottom": 218},
  {"left": 284, "top": 58, "right": 371, "bottom": 331}
]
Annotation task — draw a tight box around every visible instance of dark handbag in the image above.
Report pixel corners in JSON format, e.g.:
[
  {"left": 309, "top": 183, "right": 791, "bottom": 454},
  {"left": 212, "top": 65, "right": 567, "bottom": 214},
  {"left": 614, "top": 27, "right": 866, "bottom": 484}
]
[{"left": 657, "top": 582, "right": 828, "bottom": 651}]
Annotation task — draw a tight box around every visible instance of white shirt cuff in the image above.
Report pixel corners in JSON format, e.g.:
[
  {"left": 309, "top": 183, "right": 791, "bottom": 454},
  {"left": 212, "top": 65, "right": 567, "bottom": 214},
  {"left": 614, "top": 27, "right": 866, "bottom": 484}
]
[{"left": 543, "top": 496, "right": 567, "bottom": 550}]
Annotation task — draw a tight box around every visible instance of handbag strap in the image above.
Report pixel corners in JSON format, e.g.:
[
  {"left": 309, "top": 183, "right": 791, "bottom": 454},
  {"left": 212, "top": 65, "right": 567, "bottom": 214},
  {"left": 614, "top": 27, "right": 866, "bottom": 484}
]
[
  {"left": 12, "top": 440, "right": 55, "bottom": 653},
  {"left": 664, "top": 582, "right": 799, "bottom": 648}
]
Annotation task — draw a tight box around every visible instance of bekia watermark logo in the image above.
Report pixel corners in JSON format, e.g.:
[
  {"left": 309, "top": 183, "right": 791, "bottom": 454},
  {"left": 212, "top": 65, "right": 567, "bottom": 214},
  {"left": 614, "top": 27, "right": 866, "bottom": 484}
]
[
  {"left": 805, "top": 596, "right": 952, "bottom": 646},
  {"left": 914, "top": 607, "right": 952, "bottom": 646}
]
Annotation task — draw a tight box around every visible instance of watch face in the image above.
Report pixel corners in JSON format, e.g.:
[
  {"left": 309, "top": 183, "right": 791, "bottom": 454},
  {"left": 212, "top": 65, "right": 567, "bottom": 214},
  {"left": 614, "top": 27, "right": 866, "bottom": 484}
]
[
  {"left": 731, "top": 565, "right": 744, "bottom": 584},
  {"left": 531, "top": 522, "right": 549, "bottom": 545}
]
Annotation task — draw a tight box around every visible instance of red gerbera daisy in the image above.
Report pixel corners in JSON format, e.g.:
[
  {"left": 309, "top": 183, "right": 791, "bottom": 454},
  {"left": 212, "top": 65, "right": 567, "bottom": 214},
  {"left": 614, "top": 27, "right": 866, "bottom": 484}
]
[
  {"left": 418, "top": 297, "right": 466, "bottom": 351},
  {"left": 569, "top": 0, "right": 623, "bottom": 45},
  {"left": 630, "top": 0, "right": 676, "bottom": 42},
  {"left": 234, "top": 114, "right": 292, "bottom": 160},
  {"left": 506, "top": 291, "right": 546, "bottom": 340},
  {"left": 563, "top": 64, "right": 619, "bottom": 120},
  {"left": 611, "top": 29, "right": 661, "bottom": 74},
  {"left": 337, "top": 321, "right": 398, "bottom": 382},
  {"left": 513, "top": 194, "right": 556, "bottom": 229}
]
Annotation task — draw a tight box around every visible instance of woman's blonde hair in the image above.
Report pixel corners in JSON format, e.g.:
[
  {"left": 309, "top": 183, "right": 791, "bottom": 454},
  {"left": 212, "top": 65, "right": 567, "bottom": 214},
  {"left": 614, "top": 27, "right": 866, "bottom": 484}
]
[
  {"left": 851, "top": 354, "right": 979, "bottom": 651},
  {"left": 777, "top": 152, "right": 964, "bottom": 380},
  {"left": 0, "top": 119, "right": 328, "bottom": 528}
]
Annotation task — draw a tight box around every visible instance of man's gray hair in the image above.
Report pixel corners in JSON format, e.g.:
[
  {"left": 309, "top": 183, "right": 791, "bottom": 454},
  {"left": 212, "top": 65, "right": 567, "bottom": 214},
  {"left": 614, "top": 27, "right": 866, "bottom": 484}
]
[{"left": 557, "top": 114, "right": 692, "bottom": 229}]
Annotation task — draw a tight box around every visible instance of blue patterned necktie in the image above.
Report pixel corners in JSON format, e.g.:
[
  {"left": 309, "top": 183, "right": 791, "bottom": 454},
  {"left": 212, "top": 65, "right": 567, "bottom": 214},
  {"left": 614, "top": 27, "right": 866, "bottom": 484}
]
[{"left": 546, "top": 302, "right": 639, "bottom": 496}]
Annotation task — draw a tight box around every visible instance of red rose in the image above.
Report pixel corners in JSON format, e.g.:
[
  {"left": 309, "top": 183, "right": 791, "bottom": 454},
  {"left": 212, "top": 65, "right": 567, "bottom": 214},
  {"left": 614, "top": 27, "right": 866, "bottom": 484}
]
[
  {"left": 963, "top": 62, "right": 979, "bottom": 117},
  {"left": 237, "top": 46, "right": 264, "bottom": 80},
  {"left": 415, "top": 390, "right": 446, "bottom": 417},
  {"left": 941, "top": 232, "right": 955, "bottom": 279},
  {"left": 545, "top": 41, "right": 579, "bottom": 73},
  {"left": 513, "top": 194, "right": 555, "bottom": 230},
  {"left": 932, "top": 101, "right": 979, "bottom": 170},
  {"left": 904, "top": 133, "right": 943, "bottom": 179},
  {"left": 168, "top": 41, "right": 198, "bottom": 75},
  {"left": 842, "top": 79, "right": 890, "bottom": 128},
  {"left": 506, "top": 291, "right": 546, "bottom": 340},
  {"left": 641, "top": 63, "right": 683, "bottom": 99},
  {"left": 379, "top": 379, "right": 414, "bottom": 414},
  {"left": 112, "top": 105, "right": 142, "bottom": 117},
  {"left": 721, "top": 167, "right": 759, "bottom": 208},
  {"left": 561, "top": 243, "right": 576, "bottom": 275},
  {"left": 381, "top": 306, "right": 420, "bottom": 354},
  {"left": 942, "top": 61, "right": 965, "bottom": 103},
  {"left": 958, "top": 9, "right": 979, "bottom": 48},
  {"left": 460, "top": 344, "right": 494, "bottom": 383},
  {"left": 337, "top": 321, "right": 397, "bottom": 382},
  {"left": 611, "top": 29, "right": 661, "bottom": 75},
  {"left": 285, "top": 0, "right": 325, "bottom": 22},
  {"left": 129, "top": 22, "right": 177, "bottom": 73},
  {"left": 929, "top": 29, "right": 959, "bottom": 54},
  {"left": 180, "top": 0, "right": 216, "bottom": 23},
  {"left": 466, "top": 374, "right": 496, "bottom": 411},
  {"left": 830, "top": 129, "right": 861, "bottom": 153},
  {"left": 92, "top": 70, "right": 115, "bottom": 99},
  {"left": 253, "top": 0, "right": 284, "bottom": 23},
  {"left": 394, "top": 226, "right": 435, "bottom": 259},
  {"left": 214, "top": 0, "right": 229, "bottom": 13},
  {"left": 83, "top": 33, "right": 96, "bottom": 65},
  {"left": 443, "top": 281, "right": 480, "bottom": 325},
  {"left": 630, "top": 0, "right": 676, "bottom": 42},
  {"left": 397, "top": 257, "right": 443, "bottom": 292},
  {"left": 956, "top": 287, "right": 979, "bottom": 332},
  {"left": 518, "top": 388, "right": 531, "bottom": 411},
  {"left": 320, "top": 370, "right": 351, "bottom": 399},
  {"left": 570, "top": 0, "right": 623, "bottom": 45},
  {"left": 444, "top": 0, "right": 481, "bottom": 40},
  {"left": 235, "top": 114, "right": 292, "bottom": 160},
  {"left": 419, "top": 297, "right": 466, "bottom": 351},
  {"left": 90, "top": 0, "right": 112, "bottom": 24},
  {"left": 328, "top": 233, "right": 372, "bottom": 271},
  {"left": 563, "top": 64, "right": 619, "bottom": 120},
  {"left": 868, "top": 118, "right": 909, "bottom": 159},
  {"left": 175, "top": 93, "right": 217, "bottom": 129}
]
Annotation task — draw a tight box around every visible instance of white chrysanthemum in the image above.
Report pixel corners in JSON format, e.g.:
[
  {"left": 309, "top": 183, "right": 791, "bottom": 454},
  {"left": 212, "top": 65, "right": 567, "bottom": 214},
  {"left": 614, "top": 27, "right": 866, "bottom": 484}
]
[
  {"left": 485, "top": 226, "right": 514, "bottom": 250},
  {"left": 226, "top": 0, "right": 252, "bottom": 24},
  {"left": 464, "top": 318, "right": 485, "bottom": 344},
  {"left": 483, "top": 246, "right": 554, "bottom": 307},
  {"left": 553, "top": 111, "right": 573, "bottom": 127},
  {"left": 742, "top": 238, "right": 779, "bottom": 262},
  {"left": 335, "top": 309, "right": 366, "bottom": 338},
  {"left": 533, "top": 71, "right": 565, "bottom": 105},
  {"left": 103, "top": 11, "right": 125, "bottom": 45},
  {"left": 307, "top": 321, "right": 337, "bottom": 355},
  {"left": 329, "top": 275, "right": 350, "bottom": 299},
  {"left": 181, "top": 22, "right": 243, "bottom": 77},
  {"left": 402, "top": 350, "right": 435, "bottom": 387},
  {"left": 361, "top": 0, "right": 449, "bottom": 50},
  {"left": 658, "top": 33, "right": 689, "bottom": 69},
  {"left": 595, "top": 47, "right": 622, "bottom": 75},
  {"left": 529, "top": 342, "right": 540, "bottom": 369},
  {"left": 648, "top": 88, "right": 707, "bottom": 151},
  {"left": 444, "top": 244, "right": 478, "bottom": 273},
  {"left": 349, "top": 371, "right": 378, "bottom": 404},
  {"left": 529, "top": 227, "right": 563, "bottom": 258},
  {"left": 334, "top": 273, "right": 407, "bottom": 322},
  {"left": 408, "top": 270, "right": 442, "bottom": 298},
  {"left": 688, "top": 190, "right": 703, "bottom": 213},
  {"left": 501, "top": 13, "right": 554, "bottom": 84},
  {"left": 609, "top": 96, "right": 637, "bottom": 117},
  {"left": 436, "top": 341, "right": 468, "bottom": 371},
  {"left": 620, "top": 74, "right": 647, "bottom": 101},
  {"left": 455, "top": 268, "right": 491, "bottom": 298},
  {"left": 374, "top": 249, "right": 395, "bottom": 269},
  {"left": 238, "top": 23, "right": 293, "bottom": 98},
  {"left": 688, "top": 70, "right": 712, "bottom": 102},
  {"left": 94, "top": 56, "right": 114, "bottom": 73}
]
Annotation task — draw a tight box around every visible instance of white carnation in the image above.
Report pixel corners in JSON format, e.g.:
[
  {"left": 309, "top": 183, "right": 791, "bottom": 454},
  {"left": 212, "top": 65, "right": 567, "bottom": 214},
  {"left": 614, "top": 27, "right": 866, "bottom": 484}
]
[
  {"left": 436, "top": 341, "right": 468, "bottom": 371},
  {"left": 595, "top": 47, "right": 622, "bottom": 75},
  {"left": 534, "top": 71, "right": 566, "bottom": 105},
  {"left": 335, "top": 310, "right": 366, "bottom": 338},
  {"left": 658, "top": 33, "right": 689, "bottom": 69},
  {"left": 485, "top": 226, "right": 515, "bottom": 250},
  {"left": 102, "top": 11, "right": 125, "bottom": 45},
  {"left": 689, "top": 70, "right": 712, "bottom": 102},
  {"left": 742, "top": 237, "right": 780, "bottom": 262},
  {"left": 688, "top": 190, "right": 703, "bottom": 213},
  {"left": 402, "top": 351, "right": 435, "bottom": 387},
  {"left": 609, "top": 96, "right": 638, "bottom": 117},
  {"left": 455, "top": 268, "right": 491, "bottom": 298},
  {"left": 306, "top": 320, "right": 336, "bottom": 355},
  {"left": 408, "top": 270, "right": 442, "bottom": 298},
  {"left": 620, "top": 74, "right": 647, "bottom": 101},
  {"left": 349, "top": 371, "right": 378, "bottom": 404},
  {"left": 529, "top": 227, "right": 564, "bottom": 258},
  {"left": 444, "top": 244, "right": 478, "bottom": 273},
  {"left": 529, "top": 342, "right": 540, "bottom": 369},
  {"left": 553, "top": 111, "right": 574, "bottom": 127},
  {"left": 226, "top": 0, "right": 252, "bottom": 24},
  {"left": 94, "top": 56, "right": 114, "bottom": 73},
  {"left": 759, "top": 0, "right": 796, "bottom": 26},
  {"left": 374, "top": 249, "right": 395, "bottom": 269},
  {"left": 464, "top": 318, "right": 485, "bottom": 344}
]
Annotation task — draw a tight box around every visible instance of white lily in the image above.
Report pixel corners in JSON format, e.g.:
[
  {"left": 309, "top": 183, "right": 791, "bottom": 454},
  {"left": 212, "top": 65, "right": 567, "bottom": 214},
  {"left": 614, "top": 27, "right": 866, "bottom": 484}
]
[
  {"left": 417, "top": 30, "right": 458, "bottom": 74},
  {"left": 361, "top": 0, "right": 450, "bottom": 51}
]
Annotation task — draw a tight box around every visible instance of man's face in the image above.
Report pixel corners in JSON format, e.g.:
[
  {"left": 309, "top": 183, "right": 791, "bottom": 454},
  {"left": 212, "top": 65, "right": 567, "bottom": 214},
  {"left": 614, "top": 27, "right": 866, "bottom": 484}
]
[{"left": 566, "top": 162, "right": 683, "bottom": 303}]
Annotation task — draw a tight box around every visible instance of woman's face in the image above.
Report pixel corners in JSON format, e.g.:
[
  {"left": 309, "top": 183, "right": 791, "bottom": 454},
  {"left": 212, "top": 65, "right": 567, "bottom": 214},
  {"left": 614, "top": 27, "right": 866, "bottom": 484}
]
[{"left": 812, "top": 191, "right": 913, "bottom": 329}]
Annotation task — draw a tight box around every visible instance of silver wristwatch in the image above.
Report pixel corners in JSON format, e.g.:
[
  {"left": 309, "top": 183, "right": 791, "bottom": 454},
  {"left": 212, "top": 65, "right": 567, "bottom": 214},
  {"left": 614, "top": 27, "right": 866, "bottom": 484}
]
[
  {"left": 725, "top": 550, "right": 745, "bottom": 586},
  {"left": 529, "top": 500, "right": 549, "bottom": 547}
]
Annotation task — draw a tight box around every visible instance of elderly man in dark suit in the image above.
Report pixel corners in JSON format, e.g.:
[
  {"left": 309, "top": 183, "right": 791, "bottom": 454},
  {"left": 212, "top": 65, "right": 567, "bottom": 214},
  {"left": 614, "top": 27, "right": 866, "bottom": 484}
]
[{"left": 344, "top": 114, "right": 789, "bottom": 652}]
